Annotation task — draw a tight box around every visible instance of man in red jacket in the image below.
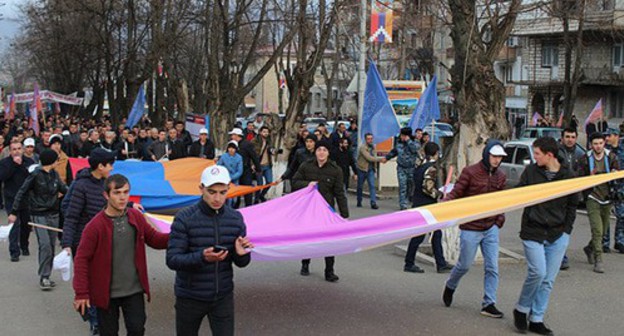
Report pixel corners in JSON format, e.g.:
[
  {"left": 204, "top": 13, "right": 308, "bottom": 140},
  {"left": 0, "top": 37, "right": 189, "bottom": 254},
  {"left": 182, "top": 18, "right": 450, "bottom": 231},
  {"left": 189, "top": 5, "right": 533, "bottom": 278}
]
[
  {"left": 441, "top": 140, "right": 507, "bottom": 319},
  {"left": 73, "top": 174, "right": 168, "bottom": 336}
]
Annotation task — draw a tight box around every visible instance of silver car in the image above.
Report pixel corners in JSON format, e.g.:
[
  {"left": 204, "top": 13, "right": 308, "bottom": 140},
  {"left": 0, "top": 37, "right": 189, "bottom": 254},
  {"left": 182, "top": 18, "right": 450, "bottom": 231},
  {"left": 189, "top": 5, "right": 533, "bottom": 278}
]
[{"left": 499, "top": 139, "right": 585, "bottom": 187}]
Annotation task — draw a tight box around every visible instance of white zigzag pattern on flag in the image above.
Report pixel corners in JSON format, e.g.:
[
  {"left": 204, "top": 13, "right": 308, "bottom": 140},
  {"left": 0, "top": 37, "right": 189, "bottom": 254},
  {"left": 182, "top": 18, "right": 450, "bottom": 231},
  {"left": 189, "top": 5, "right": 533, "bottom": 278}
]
[{"left": 370, "top": 27, "right": 392, "bottom": 43}]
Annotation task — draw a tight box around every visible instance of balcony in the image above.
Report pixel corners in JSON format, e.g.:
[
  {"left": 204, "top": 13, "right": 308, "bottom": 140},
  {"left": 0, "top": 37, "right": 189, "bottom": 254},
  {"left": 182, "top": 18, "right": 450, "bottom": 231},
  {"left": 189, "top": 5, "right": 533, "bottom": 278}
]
[
  {"left": 581, "top": 66, "right": 624, "bottom": 85},
  {"left": 496, "top": 46, "right": 517, "bottom": 63}
]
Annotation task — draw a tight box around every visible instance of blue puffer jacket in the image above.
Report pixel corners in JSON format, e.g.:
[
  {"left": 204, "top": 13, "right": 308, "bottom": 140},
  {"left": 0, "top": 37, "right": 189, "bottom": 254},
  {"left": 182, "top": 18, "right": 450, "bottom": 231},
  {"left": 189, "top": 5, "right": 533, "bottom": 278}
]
[
  {"left": 62, "top": 168, "right": 107, "bottom": 248},
  {"left": 166, "top": 200, "right": 250, "bottom": 302}
]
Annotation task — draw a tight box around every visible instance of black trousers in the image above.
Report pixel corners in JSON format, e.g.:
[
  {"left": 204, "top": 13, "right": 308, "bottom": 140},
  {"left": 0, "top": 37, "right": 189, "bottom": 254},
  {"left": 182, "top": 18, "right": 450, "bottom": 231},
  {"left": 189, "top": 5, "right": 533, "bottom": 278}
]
[
  {"left": 175, "top": 293, "right": 234, "bottom": 336},
  {"left": 97, "top": 292, "right": 146, "bottom": 336},
  {"left": 239, "top": 169, "right": 254, "bottom": 207},
  {"left": 5, "top": 202, "right": 31, "bottom": 258},
  {"left": 405, "top": 230, "right": 447, "bottom": 268},
  {"left": 302, "top": 257, "right": 335, "bottom": 273}
]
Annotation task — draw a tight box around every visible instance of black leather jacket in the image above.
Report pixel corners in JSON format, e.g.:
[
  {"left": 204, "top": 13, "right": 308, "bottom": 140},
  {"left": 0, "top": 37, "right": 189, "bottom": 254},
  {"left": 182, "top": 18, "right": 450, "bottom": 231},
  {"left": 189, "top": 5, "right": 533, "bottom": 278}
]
[{"left": 11, "top": 167, "right": 68, "bottom": 216}]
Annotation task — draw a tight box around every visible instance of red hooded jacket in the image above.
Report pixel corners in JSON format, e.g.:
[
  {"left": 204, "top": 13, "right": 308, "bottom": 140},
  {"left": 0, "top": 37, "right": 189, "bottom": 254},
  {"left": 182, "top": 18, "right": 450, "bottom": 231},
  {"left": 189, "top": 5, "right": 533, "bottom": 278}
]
[{"left": 73, "top": 208, "right": 169, "bottom": 309}]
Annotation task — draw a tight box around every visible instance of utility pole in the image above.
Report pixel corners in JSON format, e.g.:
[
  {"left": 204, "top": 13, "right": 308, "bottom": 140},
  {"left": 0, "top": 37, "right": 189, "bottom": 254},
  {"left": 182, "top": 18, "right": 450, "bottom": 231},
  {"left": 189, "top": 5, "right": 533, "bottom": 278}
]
[{"left": 357, "top": 0, "right": 367, "bottom": 144}]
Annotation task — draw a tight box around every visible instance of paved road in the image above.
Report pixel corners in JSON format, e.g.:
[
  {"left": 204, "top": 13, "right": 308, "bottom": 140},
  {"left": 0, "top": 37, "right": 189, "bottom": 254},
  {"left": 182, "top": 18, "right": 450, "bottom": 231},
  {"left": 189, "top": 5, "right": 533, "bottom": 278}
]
[{"left": 1, "top": 193, "right": 624, "bottom": 335}]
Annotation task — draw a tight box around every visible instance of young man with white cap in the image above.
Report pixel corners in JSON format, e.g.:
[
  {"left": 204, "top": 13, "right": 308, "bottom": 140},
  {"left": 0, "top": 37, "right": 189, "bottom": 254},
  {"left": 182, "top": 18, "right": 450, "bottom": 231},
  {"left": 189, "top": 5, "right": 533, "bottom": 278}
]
[
  {"left": 189, "top": 128, "right": 215, "bottom": 159},
  {"left": 229, "top": 127, "right": 261, "bottom": 206},
  {"left": 167, "top": 165, "right": 253, "bottom": 336},
  {"left": 23, "top": 138, "right": 40, "bottom": 163},
  {"left": 441, "top": 140, "right": 507, "bottom": 318}
]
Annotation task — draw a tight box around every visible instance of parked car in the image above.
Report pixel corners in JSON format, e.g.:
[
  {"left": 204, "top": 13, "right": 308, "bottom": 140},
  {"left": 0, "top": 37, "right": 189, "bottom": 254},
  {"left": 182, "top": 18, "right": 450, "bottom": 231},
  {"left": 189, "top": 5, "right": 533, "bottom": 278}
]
[
  {"left": 423, "top": 122, "right": 455, "bottom": 138},
  {"left": 499, "top": 139, "right": 586, "bottom": 187},
  {"left": 520, "top": 127, "right": 563, "bottom": 140},
  {"left": 304, "top": 117, "right": 327, "bottom": 132}
]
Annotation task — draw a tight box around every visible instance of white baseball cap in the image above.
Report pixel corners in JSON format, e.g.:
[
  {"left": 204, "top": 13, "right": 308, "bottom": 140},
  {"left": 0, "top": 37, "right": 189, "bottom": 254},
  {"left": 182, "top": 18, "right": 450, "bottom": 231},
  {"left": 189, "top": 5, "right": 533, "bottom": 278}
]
[
  {"left": 199, "top": 128, "right": 208, "bottom": 135},
  {"left": 23, "top": 138, "right": 35, "bottom": 147},
  {"left": 228, "top": 128, "right": 244, "bottom": 136},
  {"left": 201, "top": 165, "right": 231, "bottom": 187},
  {"left": 489, "top": 144, "right": 507, "bottom": 157}
]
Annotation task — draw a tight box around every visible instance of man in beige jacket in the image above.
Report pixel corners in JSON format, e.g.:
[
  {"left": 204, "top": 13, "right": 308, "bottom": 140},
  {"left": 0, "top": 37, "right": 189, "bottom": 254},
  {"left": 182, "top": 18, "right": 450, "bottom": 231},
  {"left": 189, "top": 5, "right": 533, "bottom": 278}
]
[{"left": 356, "top": 133, "right": 387, "bottom": 209}]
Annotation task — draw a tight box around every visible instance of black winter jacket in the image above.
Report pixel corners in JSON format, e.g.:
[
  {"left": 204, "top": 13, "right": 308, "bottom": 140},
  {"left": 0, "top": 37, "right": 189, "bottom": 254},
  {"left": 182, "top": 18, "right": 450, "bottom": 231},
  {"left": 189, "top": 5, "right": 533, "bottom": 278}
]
[
  {"left": 517, "top": 163, "right": 579, "bottom": 243},
  {"left": 282, "top": 147, "right": 315, "bottom": 180},
  {"left": 237, "top": 139, "right": 261, "bottom": 172},
  {"left": 188, "top": 140, "right": 216, "bottom": 159},
  {"left": 11, "top": 167, "right": 67, "bottom": 216},
  {"left": 166, "top": 201, "right": 250, "bottom": 302},
  {"left": 292, "top": 159, "right": 349, "bottom": 218},
  {"left": 0, "top": 156, "right": 35, "bottom": 206}
]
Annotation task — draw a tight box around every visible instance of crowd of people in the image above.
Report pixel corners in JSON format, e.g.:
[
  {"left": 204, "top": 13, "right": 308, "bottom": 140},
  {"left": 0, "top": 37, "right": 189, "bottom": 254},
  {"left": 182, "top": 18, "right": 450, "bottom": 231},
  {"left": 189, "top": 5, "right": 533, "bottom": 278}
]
[{"left": 1, "top": 108, "right": 623, "bottom": 336}]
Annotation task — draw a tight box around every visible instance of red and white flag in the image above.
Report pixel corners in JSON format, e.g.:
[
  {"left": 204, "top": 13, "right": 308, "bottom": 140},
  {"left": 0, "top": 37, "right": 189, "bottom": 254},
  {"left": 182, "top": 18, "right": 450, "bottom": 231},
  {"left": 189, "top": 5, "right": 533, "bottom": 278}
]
[{"left": 584, "top": 99, "right": 603, "bottom": 127}]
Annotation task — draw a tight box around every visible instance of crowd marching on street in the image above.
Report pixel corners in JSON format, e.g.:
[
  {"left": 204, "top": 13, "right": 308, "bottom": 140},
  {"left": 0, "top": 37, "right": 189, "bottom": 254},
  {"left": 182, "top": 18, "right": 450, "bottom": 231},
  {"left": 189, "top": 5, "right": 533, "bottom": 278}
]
[{"left": 1, "top": 109, "right": 624, "bottom": 336}]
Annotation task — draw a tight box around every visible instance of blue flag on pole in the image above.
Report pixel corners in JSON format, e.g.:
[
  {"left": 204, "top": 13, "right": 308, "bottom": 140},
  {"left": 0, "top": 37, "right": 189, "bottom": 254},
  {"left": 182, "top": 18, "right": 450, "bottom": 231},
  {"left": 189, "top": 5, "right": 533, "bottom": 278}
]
[
  {"left": 408, "top": 75, "right": 440, "bottom": 131},
  {"left": 361, "top": 61, "right": 400, "bottom": 145},
  {"left": 126, "top": 85, "right": 146, "bottom": 128}
]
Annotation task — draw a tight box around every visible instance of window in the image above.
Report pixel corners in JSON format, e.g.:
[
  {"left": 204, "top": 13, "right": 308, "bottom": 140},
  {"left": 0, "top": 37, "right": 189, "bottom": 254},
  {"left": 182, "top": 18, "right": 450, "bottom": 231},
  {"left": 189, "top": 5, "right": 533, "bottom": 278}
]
[
  {"left": 315, "top": 93, "right": 322, "bottom": 108},
  {"left": 515, "top": 146, "right": 531, "bottom": 165},
  {"left": 542, "top": 44, "right": 559, "bottom": 67},
  {"left": 502, "top": 147, "right": 515, "bottom": 164},
  {"left": 613, "top": 44, "right": 623, "bottom": 67}
]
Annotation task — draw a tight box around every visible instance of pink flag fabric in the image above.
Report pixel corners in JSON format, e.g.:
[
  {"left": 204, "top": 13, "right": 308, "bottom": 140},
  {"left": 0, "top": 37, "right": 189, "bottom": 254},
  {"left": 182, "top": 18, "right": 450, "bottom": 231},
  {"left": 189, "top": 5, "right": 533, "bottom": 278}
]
[
  {"left": 146, "top": 171, "right": 624, "bottom": 261},
  {"left": 584, "top": 99, "right": 603, "bottom": 127},
  {"left": 556, "top": 113, "right": 563, "bottom": 127},
  {"left": 531, "top": 112, "right": 542, "bottom": 126},
  {"left": 30, "top": 83, "right": 41, "bottom": 136}
]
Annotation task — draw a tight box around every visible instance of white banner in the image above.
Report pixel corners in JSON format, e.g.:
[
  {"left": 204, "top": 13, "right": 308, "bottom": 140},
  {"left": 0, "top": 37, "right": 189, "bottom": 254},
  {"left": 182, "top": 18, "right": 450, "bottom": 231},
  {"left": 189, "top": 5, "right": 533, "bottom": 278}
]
[{"left": 14, "top": 90, "right": 84, "bottom": 106}]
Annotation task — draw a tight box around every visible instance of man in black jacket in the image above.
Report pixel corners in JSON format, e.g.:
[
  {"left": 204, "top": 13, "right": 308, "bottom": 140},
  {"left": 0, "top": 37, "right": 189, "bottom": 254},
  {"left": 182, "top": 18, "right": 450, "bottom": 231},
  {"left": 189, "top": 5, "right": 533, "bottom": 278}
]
[
  {"left": 167, "top": 128, "right": 187, "bottom": 160},
  {"left": 330, "top": 137, "right": 358, "bottom": 190},
  {"left": 512, "top": 137, "right": 578, "bottom": 336},
  {"left": 9, "top": 149, "right": 68, "bottom": 290},
  {"left": 167, "top": 165, "right": 253, "bottom": 336},
  {"left": 282, "top": 134, "right": 316, "bottom": 181},
  {"left": 188, "top": 128, "right": 215, "bottom": 159},
  {"left": 292, "top": 140, "right": 349, "bottom": 282},
  {"left": 229, "top": 128, "right": 261, "bottom": 206},
  {"left": 0, "top": 141, "right": 35, "bottom": 261}
]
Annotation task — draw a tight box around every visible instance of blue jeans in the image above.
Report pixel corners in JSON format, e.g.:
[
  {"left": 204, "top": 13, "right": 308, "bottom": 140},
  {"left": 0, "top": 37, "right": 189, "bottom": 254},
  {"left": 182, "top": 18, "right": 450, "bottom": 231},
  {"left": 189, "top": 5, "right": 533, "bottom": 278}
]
[
  {"left": 603, "top": 200, "right": 624, "bottom": 248},
  {"left": 516, "top": 233, "right": 569, "bottom": 323},
  {"left": 446, "top": 226, "right": 500, "bottom": 307},
  {"left": 255, "top": 165, "right": 273, "bottom": 200},
  {"left": 357, "top": 168, "right": 377, "bottom": 205}
]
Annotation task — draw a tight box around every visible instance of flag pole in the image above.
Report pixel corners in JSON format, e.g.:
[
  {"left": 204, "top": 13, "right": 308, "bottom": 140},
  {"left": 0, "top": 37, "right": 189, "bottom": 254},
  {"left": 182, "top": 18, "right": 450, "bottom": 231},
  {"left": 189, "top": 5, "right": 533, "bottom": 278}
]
[{"left": 357, "top": 0, "right": 367, "bottom": 145}]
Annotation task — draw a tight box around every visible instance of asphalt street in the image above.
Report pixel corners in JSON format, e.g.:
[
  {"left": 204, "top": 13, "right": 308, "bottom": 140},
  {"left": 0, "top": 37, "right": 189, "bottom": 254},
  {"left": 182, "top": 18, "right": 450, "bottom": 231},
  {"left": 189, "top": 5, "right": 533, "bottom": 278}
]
[{"left": 1, "top": 193, "right": 624, "bottom": 336}]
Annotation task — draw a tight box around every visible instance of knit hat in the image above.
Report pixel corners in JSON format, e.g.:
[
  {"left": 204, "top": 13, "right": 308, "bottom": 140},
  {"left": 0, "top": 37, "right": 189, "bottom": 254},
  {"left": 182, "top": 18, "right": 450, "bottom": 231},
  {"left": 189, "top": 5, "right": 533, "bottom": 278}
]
[
  {"left": 88, "top": 148, "right": 116, "bottom": 167},
  {"left": 315, "top": 140, "right": 331, "bottom": 151},
  {"left": 40, "top": 149, "right": 59, "bottom": 166},
  {"left": 305, "top": 134, "right": 317, "bottom": 142}
]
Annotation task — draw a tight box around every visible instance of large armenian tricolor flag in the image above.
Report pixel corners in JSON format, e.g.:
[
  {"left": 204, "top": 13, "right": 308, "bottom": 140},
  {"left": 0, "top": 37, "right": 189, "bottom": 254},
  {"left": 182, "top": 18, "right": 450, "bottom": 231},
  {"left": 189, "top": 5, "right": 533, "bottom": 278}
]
[{"left": 68, "top": 158, "right": 273, "bottom": 212}]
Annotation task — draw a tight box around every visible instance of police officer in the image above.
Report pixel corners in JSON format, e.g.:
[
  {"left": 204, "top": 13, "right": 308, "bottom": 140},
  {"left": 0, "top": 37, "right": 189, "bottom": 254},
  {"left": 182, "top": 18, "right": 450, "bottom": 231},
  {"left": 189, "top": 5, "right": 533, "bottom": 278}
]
[{"left": 385, "top": 127, "right": 422, "bottom": 210}]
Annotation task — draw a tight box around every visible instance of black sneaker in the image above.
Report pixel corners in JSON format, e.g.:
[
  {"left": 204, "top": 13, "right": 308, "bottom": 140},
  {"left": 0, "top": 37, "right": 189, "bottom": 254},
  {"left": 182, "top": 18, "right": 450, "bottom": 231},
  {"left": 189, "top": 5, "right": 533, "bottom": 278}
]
[
  {"left": 21, "top": 249, "right": 30, "bottom": 256},
  {"left": 615, "top": 243, "right": 624, "bottom": 254},
  {"left": 40, "top": 278, "right": 53, "bottom": 291},
  {"left": 481, "top": 304, "right": 504, "bottom": 318},
  {"left": 300, "top": 264, "right": 310, "bottom": 276},
  {"left": 528, "top": 322, "right": 554, "bottom": 336},
  {"left": 325, "top": 271, "right": 339, "bottom": 282},
  {"left": 10, "top": 256, "right": 19, "bottom": 262},
  {"left": 442, "top": 286, "right": 454, "bottom": 307},
  {"left": 357, "top": 202, "right": 362, "bottom": 208},
  {"left": 583, "top": 246, "right": 595, "bottom": 264},
  {"left": 559, "top": 258, "right": 569, "bottom": 270},
  {"left": 404, "top": 265, "right": 425, "bottom": 273},
  {"left": 513, "top": 309, "right": 528, "bottom": 333},
  {"left": 371, "top": 203, "right": 379, "bottom": 210},
  {"left": 437, "top": 264, "right": 454, "bottom": 273}
]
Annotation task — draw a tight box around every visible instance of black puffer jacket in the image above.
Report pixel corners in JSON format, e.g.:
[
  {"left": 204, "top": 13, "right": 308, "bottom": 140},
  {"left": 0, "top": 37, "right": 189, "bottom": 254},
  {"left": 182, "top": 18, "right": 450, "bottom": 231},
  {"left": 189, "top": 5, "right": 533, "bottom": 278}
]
[
  {"left": 292, "top": 159, "right": 349, "bottom": 218},
  {"left": 517, "top": 163, "right": 579, "bottom": 243},
  {"left": 62, "top": 168, "right": 107, "bottom": 248},
  {"left": 0, "top": 155, "right": 35, "bottom": 207},
  {"left": 166, "top": 201, "right": 250, "bottom": 302},
  {"left": 11, "top": 167, "right": 68, "bottom": 216}
]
